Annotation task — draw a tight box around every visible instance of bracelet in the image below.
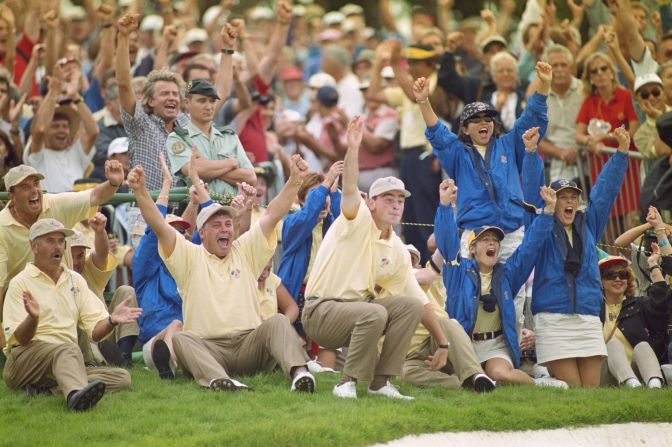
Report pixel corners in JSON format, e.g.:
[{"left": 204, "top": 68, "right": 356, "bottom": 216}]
[
  {"left": 438, "top": 344, "right": 450, "bottom": 349},
  {"left": 658, "top": 238, "right": 670, "bottom": 248},
  {"left": 158, "top": 194, "right": 169, "bottom": 199},
  {"left": 109, "top": 181, "right": 121, "bottom": 188},
  {"left": 416, "top": 99, "right": 429, "bottom": 104},
  {"left": 108, "top": 315, "right": 118, "bottom": 327},
  {"left": 101, "top": 24, "right": 114, "bottom": 29},
  {"left": 288, "top": 177, "right": 303, "bottom": 187},
  {"left": 429, "top": 258, "right": 441, "bottom": 274},
  {"left": 650, "top": 265, "right": 662, "bottom": 273},
  {"left": 655, "top": 228, "right": 667, "bottom": 233},
  {"left": 525, "top": 146, "right": 537, "bottom": 153},
  {"left": 220, "top": 48, "right": 235, "bottom": 55}
]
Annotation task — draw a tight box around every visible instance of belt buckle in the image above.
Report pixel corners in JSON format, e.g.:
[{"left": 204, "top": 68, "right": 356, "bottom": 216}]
[{"left": 486, "top": 331, "right": 494, "bottom": 340}]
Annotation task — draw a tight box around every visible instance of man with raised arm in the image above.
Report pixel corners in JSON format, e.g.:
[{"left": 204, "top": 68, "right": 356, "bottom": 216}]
[
  {"left": 303, "top": 117, "right": 450, "bottom": 400},
  {"left": 127, "top": 153, "right": 315, "bottom": 393}
]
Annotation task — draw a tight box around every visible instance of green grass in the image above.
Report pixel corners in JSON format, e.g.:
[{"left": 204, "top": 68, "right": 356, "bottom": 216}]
[{"left": 1, "top": 365, "right": 671, "bottom": 447}]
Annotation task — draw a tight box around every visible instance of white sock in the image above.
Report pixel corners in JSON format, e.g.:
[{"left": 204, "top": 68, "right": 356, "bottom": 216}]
[
  {"left": 624, "top": 377, "right": 642, "bottom": 388},
  {"left": 648, "top": 378, "right": 663, "bottom": 389}
]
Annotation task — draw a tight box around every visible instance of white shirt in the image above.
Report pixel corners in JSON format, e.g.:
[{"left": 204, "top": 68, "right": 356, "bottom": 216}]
[
  {"left": 24, "top": 139, "right": 95, "bottom": 192},
  {"left": 337, "top": 73, "right": 365, "bottom": 119}
]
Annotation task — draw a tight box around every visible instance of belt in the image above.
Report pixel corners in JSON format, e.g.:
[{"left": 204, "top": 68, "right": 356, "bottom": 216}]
[{"left": 471, "top": 329, "right": 503, "bottom": 341}]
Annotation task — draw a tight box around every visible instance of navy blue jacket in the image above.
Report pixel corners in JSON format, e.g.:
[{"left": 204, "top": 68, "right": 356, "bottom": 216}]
[
  {"left": 525, "top": 151, "right": 629, "bottom": 316},
  {"left": 435, "top": 203, "right": 553, "bottom": 368},
  {"left": 426, "top": 93, "right": 548, "bottom": 233}
]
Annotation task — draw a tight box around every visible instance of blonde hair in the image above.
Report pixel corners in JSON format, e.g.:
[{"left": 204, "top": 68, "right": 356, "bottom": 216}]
[
  {"left": 581, "top": 52, "right": 619, "bottom": 96},
  {"left": 601, "top": 265, "right": 638, "bottom": 298},
  {"left": 141, "top": 68, "right": 185, "bottom": 113}
]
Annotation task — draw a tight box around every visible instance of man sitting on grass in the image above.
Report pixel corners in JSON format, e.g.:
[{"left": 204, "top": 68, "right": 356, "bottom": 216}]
[
  {"left": 127, "top": 153, "right": 316, "bottom": 393},
  {"left": 303, "top": 117, "right": 451, "bottom": 400},
  {"left": 3, "top": 218, "right": 141, "bottom": 411}
]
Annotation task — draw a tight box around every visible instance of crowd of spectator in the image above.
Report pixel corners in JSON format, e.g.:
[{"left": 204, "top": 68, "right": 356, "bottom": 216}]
[{"left": 0, "top": 0, "right": 672, "bottom": 410}]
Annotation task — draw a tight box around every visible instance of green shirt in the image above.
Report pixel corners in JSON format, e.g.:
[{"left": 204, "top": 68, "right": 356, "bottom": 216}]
[{"left": 166, "top": 121, "right": 253, "bottom": 196}]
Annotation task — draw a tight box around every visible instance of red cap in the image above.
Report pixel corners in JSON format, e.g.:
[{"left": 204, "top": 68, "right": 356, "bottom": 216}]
[{"left": 279, "top": 66, "right": 304, "bottom": 82}]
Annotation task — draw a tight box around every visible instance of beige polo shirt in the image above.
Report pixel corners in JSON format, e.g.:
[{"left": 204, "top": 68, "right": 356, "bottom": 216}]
[
  {"left": 408, "top": 269, "right": 448, "bottom": 355},
  {"left": 159, "top": 222, "right": 277, "bottom": 338},
  {"left": 306, "top": 198, "right": 428, "bottom": 305},
  {"left": 3, "top": 263, "right": 109, "bottom": 355},
  {"left": 0, "top": 191, "right": 97, "bottom": 289},
  {"left": 81, "top": 254, "right": 117, "bottom": 303},
  {"left": 257, "top": 273, "right": 282, "bottom": 321}
]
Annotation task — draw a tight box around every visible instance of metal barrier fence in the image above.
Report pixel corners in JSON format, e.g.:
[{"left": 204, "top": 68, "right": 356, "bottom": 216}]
[{"left": 575, "top": 146, "right": 644, "bottom": 250}]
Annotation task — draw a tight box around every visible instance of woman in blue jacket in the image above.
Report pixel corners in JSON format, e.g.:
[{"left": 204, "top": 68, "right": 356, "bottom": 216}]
[
  {"left": 413, "top": 62, "right": 551, "bottom": 259},
  {"left": 435, "top": 177, "right": 564, "bottom": 387},
  {"left": 524, "top": 127, "right": 631, "bottom": 387},
  {"left": 277, "top": 161, "right": 342, "bottom": 368}
]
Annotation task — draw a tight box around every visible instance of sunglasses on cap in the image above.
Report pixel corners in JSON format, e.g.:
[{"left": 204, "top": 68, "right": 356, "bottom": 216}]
[
  {"left": 638, "top": 87, "right": 662, "bottom": 100},
  {"left": 464, "top": 116, "right": 494, "bottom": 126},
  {"left": 589, "top": 65, "right": 610, "bottom": 75},
  {"left": 602, "top": 270, "right": 629, "bottom": 281}
]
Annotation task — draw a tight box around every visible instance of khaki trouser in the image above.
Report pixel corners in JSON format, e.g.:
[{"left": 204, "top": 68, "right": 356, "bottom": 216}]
[
  {"left": 302, "top": 295, "right": 424, "bottom": 381},
  {"left": 78, "top": 286, "right": 140, "bottom": 364},
  {"left": 402, "top": 317, "right": 484, "bottom": 389},
  {"left": 172, "top": 314, "right": 309, "bottom": 387},
  {"left": 602, "top": 339, "right": 663, "bottom": 386},
  {"left": 3, "top": 340, "right": 131, "bottom": 398}
]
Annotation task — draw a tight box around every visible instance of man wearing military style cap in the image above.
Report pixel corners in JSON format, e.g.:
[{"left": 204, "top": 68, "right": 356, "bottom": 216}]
[{"left": 166, "top": 78, "right": 256, "bottom": 196}]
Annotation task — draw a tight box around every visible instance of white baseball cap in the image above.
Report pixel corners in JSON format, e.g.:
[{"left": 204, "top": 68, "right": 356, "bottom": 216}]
[
  {"left": 323, "top": 11, "right": 345, "bottom": 26},
  {"left": 369, "top": 177, "right": 411, "bottom": 198},
  {"left": 308, "top": 73, "right": 336, "bottom": 89},
  {"left": 140, "top": 15, "right": 164, "bottom": 32},
  {"left": 184, "top": 28, "right": 209, "bottom": 45},
  {"left": 634, "top": 73, "right": 664, "bottom": 93},
  {"left": 108, "top": 137, "right": 129, "bottom": 157}
]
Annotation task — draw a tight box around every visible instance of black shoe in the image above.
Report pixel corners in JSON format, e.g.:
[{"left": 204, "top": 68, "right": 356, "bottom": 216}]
[
  {"left": 472, "top": 373, "right": 496, "bottom": 393},
  {"left": 98, "top": 340, "right": 125, "bottom": 367},
  {"left": 24, "top": 384, "right": 52, "bottom": 398},
  {"left": 121, "top": 352, "right": 133, "bottom": 368},
  {"left": 152, "top": 339, "right": 174, "bottom": 380},
  {"left": 67, "top": 380, "right": 106, "bottom": 411},
  {"left": 209, "top": 378, "right": 254, "bottom": 392}
]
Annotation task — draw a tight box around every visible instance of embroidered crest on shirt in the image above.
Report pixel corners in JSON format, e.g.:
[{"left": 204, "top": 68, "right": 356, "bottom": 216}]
[
  {"left": 230, "top": 269, "right": 241, "bottom": 278},
  {"left": 500, "top": 155, "right": 507, "bottom": 164},
  {"left": 380, "top": 257, "right": 390, "bottom": 267},
  {"left": 171, "top": 141, "right": 186, "bottom": 154}
]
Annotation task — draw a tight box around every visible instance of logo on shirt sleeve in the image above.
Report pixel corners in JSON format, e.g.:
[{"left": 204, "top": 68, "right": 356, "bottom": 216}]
[{"left": 171, "top": 141, "right": 186, "bottom": 155}]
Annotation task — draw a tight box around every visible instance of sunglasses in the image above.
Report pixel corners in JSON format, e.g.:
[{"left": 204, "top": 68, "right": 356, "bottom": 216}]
[
  {"left": 589, "top": 65, "right": 610, "bottom": 75},
  {"left": 638, "top": 87, "right": 662, "bottom": 100},
  {"left": 602, "top": 270, "right": 629, "bottom": 281},
  {"left": 464, "top": 116, "right": 494, "bottom": 126}
]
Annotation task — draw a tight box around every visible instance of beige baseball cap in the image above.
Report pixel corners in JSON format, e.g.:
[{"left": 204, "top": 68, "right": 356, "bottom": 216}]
[
  {"left": 29, "top": 218, "right": 74, "bottom": 241},
  {"left": 196, "top": 203, "right": 237, "bottom": 229},
  {"left": 69, "top": 230, "right": 92, "bottom": 249},
  {"left": 4, "top": 165, "right": 45, "bottom": 190},
  {"left": 368, "top": 177, "right": 411, "bottom": 199}
]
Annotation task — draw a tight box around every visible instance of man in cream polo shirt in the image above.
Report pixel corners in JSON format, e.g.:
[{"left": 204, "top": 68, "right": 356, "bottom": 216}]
[
  {"left": 127, "top": 153, "right": 315, "bottom": 393},
  {"left": 0, "top": 161, "right": 125, "bottom": 348},
  {"left": 2, "top": 219, "right": 141, "bottom": 411},
  {"left": 303, "top": 117, "right": 451, "bottom": 400}
]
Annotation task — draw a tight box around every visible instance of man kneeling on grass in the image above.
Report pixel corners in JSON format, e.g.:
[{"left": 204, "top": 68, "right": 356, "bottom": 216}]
[
  {"left": 2, "top": 219, "right": 141, "bottom": 411},
  {"left": 127, "top": 154, "right": 316, "bottom": 393}
]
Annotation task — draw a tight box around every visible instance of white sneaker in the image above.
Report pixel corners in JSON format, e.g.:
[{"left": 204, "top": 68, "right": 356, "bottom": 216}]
[
  {"left": 624, "top": 377, "right": 642, "bottom": 388},
  {"left": 307, "top": 359, "right": 336, "bottom": 374},
  {"left": 648, "top": 378, "right": 663, "bottom": 389},
  {"left": 290, "top": 370, "right": 315, "bottom": 393},
  {"left": 533, "top": 364, "right": 551, "bottom": 379},
  {"left": 367, "top": 381, "right": 414, "bottom": 400},
  {"left": 333, "top": 381, "right": 357, "bottom": 399},
  {"left": 534, "top": 377, "right": 569, "bottom": 389},
  {"left": 472, "top": 373, "right": 496, "bottom": 393}
]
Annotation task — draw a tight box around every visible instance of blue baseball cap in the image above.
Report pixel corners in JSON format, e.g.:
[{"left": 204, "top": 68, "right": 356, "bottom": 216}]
[
  {"left": 459, "top": 101, "right": 498, "bottom": 127},
  {"left": 550, "top": 179, "right": 582, "bottom": 194},
  {"left": 316, "top": 86, "right": 339, "bottom": 108}
]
